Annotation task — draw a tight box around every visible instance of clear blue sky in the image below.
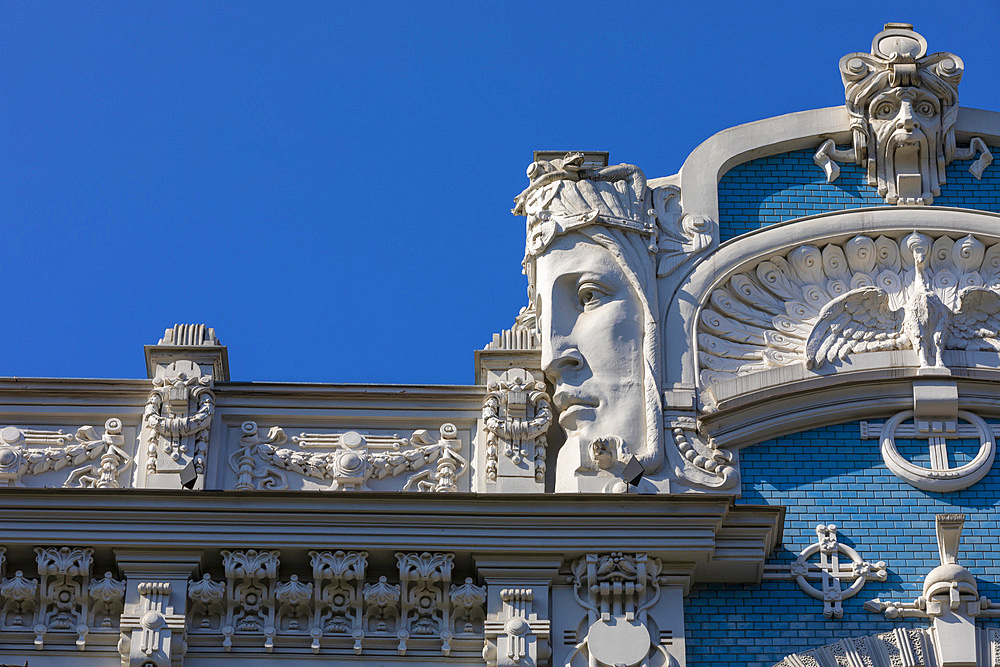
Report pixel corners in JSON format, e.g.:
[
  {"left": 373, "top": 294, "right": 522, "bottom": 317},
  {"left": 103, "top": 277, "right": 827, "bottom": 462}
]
[{"left": 2, "top": 1, "right": 999, "bottom": 384}]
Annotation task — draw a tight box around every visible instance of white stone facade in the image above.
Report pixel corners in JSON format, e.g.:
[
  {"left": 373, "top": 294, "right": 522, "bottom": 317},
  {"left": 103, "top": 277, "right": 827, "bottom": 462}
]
[{"left": 4, "top": 22, "right": 1000, "bottom": 666}]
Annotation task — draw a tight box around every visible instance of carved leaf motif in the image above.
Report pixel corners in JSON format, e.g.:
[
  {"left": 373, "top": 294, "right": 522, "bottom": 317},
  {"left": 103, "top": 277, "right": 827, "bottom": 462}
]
[{"left": 188, "top": 574, "right": 225, "bottom": 605}]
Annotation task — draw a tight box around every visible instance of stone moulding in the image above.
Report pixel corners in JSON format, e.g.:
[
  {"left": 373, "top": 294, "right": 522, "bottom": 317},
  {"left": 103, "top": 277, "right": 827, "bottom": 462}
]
[
  {"left": 651, "top": 105, "right": 1000, "bottom": 243},
  {"left": 0, "top": 490, "right": 783, "bottom": 586}
]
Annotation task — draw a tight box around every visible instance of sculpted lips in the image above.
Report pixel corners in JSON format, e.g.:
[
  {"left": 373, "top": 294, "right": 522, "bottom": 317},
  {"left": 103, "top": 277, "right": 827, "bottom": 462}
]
[{"left": 553, "top": 392, "right": 599, "bottom": 430}]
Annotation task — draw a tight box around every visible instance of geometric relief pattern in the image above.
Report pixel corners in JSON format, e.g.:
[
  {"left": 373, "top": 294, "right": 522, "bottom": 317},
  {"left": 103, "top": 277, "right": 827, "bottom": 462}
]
[
  {"left": 762, "top": 524, "right": 887, "bottom": 619},
  {"left": 699, "top": 232, "right": 1000, "bottom": 388}
]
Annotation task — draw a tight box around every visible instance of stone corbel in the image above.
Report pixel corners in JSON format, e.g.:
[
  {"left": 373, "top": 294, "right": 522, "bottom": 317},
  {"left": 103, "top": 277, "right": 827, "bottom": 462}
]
[
  {"left": 476, "top": 557, "right": 559, "bottom": 667},
  {"left": 912, "top": 374, "right": 958, "bottom": 434},
  {"left": 667, "top": 417, "right": 739, "bottom": 492},
  {"left": 115, "top": 551, "right": 201, "bottom": 667}
]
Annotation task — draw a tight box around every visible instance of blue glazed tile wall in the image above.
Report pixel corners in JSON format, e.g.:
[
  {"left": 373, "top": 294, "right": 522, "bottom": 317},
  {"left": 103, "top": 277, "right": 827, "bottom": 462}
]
[
  {"left": 684, "top": 421, "right": 1000, "bottom": 666},
  {"left": 716, "top": 148, "right": 1000, "bottom": 242}
]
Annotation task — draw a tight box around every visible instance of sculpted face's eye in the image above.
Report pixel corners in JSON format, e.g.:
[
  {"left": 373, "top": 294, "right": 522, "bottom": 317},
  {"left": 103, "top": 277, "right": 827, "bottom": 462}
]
[
  {"left": 915, "top": 101, "right": 935, "bottom": 116},
  {"left": 875, "top": 101, "right": 896, "bottom": 118},
  {"left": 577, "top": 281, "right": 610, "bottom": 310}
]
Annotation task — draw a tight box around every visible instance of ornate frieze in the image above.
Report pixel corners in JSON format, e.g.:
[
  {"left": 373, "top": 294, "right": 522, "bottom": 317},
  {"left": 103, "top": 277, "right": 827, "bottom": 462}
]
[
  {"left": 815, "top": 24, "right": 993, "bottom": 205},
  {"left": 698, "top": 232, "right": 1000, "bottom": 389},
  {"left": 0, "top": 418, "right": 131, "bottom": 488},
  {"left": 0, "top": 546, "right": 125, "bottom": 651},
  {"left": 181, "top": 549, "right": 482, "bottom": 658},
  {"left": 763, "top": 524, "right": 887, "bottom": 619},
  {"left": 233, "top": 421, "right": 468, "bottom": 492}
]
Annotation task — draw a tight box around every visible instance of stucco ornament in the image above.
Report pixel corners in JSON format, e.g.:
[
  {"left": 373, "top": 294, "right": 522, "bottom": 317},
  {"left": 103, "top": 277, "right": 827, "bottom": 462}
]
[
  {"left": 699, "top": 232, "right": 1000, "bottom": 390},
  {"left": 514, "top": 153, "right": 672, "bottom": 492},
  {"left": 815, "top": 23, "right": 992, "bottom": 205}
]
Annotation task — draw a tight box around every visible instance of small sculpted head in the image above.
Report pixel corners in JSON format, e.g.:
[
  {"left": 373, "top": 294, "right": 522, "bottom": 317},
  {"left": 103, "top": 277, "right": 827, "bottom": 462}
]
[
  {"left": 904, "top": 231, "right": 931, "bottom": 267},
  {"left": 840, "top": 24, "right": 963, "bottom": 204}
]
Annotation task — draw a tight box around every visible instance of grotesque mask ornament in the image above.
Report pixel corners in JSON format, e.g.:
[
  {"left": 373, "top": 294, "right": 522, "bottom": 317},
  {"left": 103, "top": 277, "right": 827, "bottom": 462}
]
[{"left": 815, "top": 23, "right": 993, "bottom": 205}]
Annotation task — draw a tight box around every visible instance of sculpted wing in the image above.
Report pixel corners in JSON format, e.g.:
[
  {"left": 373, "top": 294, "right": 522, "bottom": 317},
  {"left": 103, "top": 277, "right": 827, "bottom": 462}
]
[
  {"left": 946, "top": 287, "right": 1000, "bottom": 351},
  {"left": 804, "top": 287, "right": 906, "bottom": 369}
]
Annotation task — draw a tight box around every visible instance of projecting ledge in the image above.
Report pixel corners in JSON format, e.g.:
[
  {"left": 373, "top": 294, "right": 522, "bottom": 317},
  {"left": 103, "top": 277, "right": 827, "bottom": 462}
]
[{"left": 0, "top": 489, "right": 782, "bottom": 587}]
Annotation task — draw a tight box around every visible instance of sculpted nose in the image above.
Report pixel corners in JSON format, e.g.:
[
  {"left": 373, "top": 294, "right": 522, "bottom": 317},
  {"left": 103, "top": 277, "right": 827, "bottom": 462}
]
[
  {"left": 897, "top": 101, "right": 917, "bottom": 131},
  {"left": 541, "top": 342, "right": 584, "bottom": 384}
]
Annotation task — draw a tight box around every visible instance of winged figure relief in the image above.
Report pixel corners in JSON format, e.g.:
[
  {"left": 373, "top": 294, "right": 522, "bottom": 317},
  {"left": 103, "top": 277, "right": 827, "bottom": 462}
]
[{"left": 698, "top": 232, "right": 1000, "bottom": 388}]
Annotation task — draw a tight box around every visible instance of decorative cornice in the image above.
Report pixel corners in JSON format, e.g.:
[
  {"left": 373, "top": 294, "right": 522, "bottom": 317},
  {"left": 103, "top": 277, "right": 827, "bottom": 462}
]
[{"left": 0, "top": 490, "right": 783, "bottom": 586}]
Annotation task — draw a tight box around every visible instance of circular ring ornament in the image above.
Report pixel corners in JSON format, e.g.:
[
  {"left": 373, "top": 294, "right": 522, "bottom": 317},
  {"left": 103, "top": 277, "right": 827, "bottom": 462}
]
[{"left": 880, "top": 410, "right": 995, "bottom": 492}]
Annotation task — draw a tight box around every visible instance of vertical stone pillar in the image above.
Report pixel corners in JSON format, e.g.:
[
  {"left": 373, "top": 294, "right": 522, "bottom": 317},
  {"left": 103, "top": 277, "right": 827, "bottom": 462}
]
[
  {"left": 477, "top": 556, "right": 560, "bottom": 667},
  {"left": 116, "top": 551, "right": 202, "bottom": 667},
  {"left": 138, "top": 325, "right": 228, "bottom": 490}
]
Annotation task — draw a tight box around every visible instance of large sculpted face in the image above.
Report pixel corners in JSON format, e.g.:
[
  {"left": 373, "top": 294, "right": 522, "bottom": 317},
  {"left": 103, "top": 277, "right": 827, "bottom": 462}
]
[
  {"left": 867, "top": 86, "right": 943, "bottom": 203},
  {"left": 535, "top": 232, "right": 645, "bottom": 489}
]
